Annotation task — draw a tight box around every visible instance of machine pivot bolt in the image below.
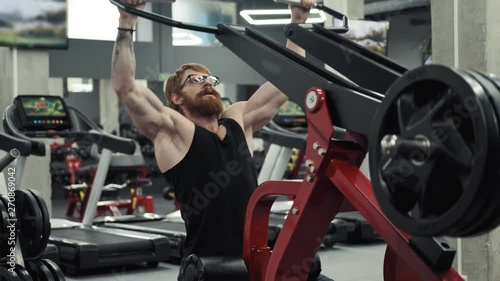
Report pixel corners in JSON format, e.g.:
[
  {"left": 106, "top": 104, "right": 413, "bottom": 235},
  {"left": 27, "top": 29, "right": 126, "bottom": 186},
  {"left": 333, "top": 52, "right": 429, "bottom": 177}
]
[
  {"left": 306, "top": 175, "right": 314, "bottom": 182},
  {"left": 381, "top": 135, "right": 399, "bottom": 156},
  {"left": 313, "top": 142, "right": 321, "bottom": 151},
  {"left": 308, "top": 165, "right": 316, "bottom": 173},
  {"left": 318, "top": 148, "right": 327, "bottom": 156},
  {"left": 306, "top": 91, "right": 318, "bottom": 110},
  {"left": 305, "top": 159, "right": 314, "bottom": 167},
  {"left": 292, "top": 207, "right": 300, "bottom": 215}
]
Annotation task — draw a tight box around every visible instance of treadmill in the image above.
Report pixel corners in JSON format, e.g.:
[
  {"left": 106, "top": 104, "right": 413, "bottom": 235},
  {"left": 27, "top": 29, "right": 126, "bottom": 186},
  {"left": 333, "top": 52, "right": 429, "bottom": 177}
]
[{"left": 3, "top": 95, "right": 171, "bottom": 275}]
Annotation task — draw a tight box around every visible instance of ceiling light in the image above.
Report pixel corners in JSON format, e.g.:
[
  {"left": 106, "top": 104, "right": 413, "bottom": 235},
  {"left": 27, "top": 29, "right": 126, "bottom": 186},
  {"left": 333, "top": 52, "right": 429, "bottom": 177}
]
[{"left": 239, "top": 8, "right": 326, "bottom": 25}]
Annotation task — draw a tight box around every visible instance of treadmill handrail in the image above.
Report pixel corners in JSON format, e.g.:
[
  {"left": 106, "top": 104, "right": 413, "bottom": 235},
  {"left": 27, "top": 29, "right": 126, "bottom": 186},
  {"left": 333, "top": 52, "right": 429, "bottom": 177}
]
[
  {"left": 59, "top": 107, "right": 137, "bottom": 155},
  {"left": 267, "top": 120, "right": 305, "bottom": 138},
  {"left": 266, "top": 121, "right": 347, "bottom": 140},
  {"left": 0, "top": 153, "right": 16, "bottom": 172},
  {"left": 3, "top": 105, "right": 46, "bottom": 157},
  {"left": 265, "top": 122, "right": 306, "bottom": 139},
  {"left": 258, "top": 126, "right": 306, "bottom": 149},
  {"left": 0, "top": 130, "right": 32, "bottom": 156}
]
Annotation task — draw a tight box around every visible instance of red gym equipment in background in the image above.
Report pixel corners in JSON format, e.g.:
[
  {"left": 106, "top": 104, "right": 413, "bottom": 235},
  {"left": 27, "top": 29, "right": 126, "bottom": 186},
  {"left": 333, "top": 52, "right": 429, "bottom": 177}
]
[
  {"left": 65, "top": 166, "right": 155, "bottom": 221},
  {"left": 54, "top": 143, "right": 156, "bottom": 221}
]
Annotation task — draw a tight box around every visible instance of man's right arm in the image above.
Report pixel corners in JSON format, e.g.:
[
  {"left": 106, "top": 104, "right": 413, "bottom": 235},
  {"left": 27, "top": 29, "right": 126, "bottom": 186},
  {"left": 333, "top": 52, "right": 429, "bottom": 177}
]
[{"left": 111, "top": 7, "right": 172, "bottom": 141}]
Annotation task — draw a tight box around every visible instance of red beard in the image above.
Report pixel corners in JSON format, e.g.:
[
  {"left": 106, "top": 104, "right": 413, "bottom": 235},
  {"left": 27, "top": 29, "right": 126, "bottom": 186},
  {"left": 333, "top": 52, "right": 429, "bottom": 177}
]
[{"left": 183, "top": 88, "right": 224, "bottom": 118}]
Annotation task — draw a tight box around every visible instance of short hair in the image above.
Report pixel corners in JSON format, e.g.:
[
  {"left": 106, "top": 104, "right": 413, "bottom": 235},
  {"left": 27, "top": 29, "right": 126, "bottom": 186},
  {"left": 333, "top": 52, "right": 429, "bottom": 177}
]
[{"left": 164, "top": 63, "right": 212, "bottom": 112}]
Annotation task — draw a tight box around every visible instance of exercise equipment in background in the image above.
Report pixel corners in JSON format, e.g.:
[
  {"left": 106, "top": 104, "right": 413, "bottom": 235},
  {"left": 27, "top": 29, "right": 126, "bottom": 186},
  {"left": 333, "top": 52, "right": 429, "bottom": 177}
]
[{"left": 3, "top": 95, "right": 171, "bottom": 275}]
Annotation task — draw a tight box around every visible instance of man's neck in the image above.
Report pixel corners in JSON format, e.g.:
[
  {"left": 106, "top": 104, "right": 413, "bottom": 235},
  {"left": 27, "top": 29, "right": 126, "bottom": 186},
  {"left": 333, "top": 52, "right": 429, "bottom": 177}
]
[{"left": 187, "top": 114, "right": 220, "bottom": 133}]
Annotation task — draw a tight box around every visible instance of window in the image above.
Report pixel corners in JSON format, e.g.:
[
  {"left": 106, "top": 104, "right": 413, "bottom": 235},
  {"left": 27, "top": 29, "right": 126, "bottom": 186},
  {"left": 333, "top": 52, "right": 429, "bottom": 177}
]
[
  {"left": 172, "top": 0, "right": 237, "bottom": 46},
  {"left": 67, "top": 0, "right": 152, "bottom": 41},
  {"left": 66, "top": 77, "right": 94, "bottom": 93}
]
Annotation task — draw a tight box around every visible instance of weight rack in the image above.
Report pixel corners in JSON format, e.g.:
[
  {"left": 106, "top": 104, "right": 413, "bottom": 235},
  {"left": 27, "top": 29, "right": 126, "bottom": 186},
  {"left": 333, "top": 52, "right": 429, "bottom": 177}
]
[{"left": 0, "top": 131, "right": 66, "bottom": 280}]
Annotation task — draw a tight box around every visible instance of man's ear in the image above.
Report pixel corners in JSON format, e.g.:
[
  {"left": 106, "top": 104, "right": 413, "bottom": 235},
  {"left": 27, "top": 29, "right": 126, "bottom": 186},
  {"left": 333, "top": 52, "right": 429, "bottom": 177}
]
[{"left": 171, "top": 93, "right": 184, "bottom": 106}]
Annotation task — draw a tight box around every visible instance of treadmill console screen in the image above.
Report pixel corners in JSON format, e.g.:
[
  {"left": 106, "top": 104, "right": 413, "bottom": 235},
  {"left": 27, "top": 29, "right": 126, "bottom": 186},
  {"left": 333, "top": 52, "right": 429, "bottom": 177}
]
[
  {"left": 14, "top": 95, "right": 72, "bottom": 131},
  {"left": 274, "top": 100, "right": 307, "bottom": 128}
]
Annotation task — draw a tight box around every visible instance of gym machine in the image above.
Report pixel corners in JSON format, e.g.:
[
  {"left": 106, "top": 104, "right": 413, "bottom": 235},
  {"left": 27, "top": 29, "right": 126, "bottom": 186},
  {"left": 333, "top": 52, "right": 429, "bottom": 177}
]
[
  {"left": 3, "top": 95, "right": 171, "bottom": 275},
  {"left": 110, "top": 1, "right": 491, "bottom": 280},
  {"left": 0, "top": 130, "right": 66, "bottom": 280}
]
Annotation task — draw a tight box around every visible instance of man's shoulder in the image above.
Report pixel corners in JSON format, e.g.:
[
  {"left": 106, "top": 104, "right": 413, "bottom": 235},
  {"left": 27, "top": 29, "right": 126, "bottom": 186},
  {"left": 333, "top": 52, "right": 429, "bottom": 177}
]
[
  {"left": 221, "top": 101, "right": 246, "bottom": 118},
  {"left": 220, "top": 101, "right": 246, "bottom": 125}
]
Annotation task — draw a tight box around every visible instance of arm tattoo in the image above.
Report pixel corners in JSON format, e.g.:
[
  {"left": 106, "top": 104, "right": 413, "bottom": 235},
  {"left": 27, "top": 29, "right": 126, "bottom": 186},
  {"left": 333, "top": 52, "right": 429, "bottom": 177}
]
[{"left": 112, "top": 30, "right": 134, "bottom": 70}]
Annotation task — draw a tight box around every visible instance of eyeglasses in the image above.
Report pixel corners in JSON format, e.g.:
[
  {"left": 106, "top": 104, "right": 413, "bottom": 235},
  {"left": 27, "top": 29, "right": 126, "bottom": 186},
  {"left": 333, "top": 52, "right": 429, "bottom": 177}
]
[{"left": 180, "top": 74, "right": 220, "bottom": 89}]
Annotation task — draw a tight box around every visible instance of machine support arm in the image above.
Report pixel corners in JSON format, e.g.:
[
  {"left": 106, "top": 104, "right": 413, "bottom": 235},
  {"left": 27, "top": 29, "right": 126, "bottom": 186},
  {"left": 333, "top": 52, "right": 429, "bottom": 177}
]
[
  {"left": 216, "top": 24, "right": 382, "bottom": 135},
  {"left": 284, "top": 24, "right": 406, "bottom": 93}
]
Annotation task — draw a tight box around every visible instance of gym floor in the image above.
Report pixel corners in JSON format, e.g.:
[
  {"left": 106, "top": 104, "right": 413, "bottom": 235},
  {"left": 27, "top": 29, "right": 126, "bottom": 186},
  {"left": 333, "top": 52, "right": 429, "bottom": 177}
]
[{"left": 50, "top": 178, "right": 387, "bottom": 281}]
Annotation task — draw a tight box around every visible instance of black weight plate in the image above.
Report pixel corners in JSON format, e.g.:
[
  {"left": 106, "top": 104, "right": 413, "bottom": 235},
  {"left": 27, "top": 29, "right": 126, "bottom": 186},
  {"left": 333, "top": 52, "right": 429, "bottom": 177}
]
[
  {"left": 369, "top": 64, "right": 492, "bottom": 236},
  {"left": 14, "top": 190, "right": 43, "bottom": 259},
  {"left": 26, "top": 261, "right": 54, "bottom": 281},
  {"left": 448, "top": 70, "right": 500, "bottom": 236},
  {"left": 435, "top": 69, "right": 498, "bottom": 237},
  {"left": 467, "top": 71, "right": 500, "bottom": 234},
  {"left": 0, "top": 196, "right": 10, "bottom": 258},
  {"left": 14, "top": 265, "right": 33, "bottom": 281},
  {"left": 27, "top": 190, "right": 50, "bottom": 258},
  {"left": 0, "top": 265, "right": 21, "bottom": 281},
  {"left": 0, "top": 196, "right": 16, "bottom": 260},
  {"left": 38, "top": 260, "right": 65, "bottom": 281}
]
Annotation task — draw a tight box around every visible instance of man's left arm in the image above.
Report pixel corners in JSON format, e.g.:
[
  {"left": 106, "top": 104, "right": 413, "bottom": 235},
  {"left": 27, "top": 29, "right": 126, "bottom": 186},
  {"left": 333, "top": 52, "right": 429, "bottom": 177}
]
[{"left": 242, "top": 1, "right": 315, "bottom": 133}]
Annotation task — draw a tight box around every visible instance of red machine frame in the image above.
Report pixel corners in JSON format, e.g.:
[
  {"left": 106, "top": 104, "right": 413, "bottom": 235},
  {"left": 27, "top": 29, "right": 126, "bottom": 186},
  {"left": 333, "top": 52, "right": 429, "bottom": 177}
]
[{"left": 243, "top": 88, "right": 465, "bottom": 281}]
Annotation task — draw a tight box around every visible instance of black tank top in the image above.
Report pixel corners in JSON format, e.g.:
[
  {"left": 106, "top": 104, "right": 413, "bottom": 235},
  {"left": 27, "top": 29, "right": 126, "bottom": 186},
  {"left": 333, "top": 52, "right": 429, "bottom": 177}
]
[{"left": 163, "top": 118, "right": 258, "bottom": 258}]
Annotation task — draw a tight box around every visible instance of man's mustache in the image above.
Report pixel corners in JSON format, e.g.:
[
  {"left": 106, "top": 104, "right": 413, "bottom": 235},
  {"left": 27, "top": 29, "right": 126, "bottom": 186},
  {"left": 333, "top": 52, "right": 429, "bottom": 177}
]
[{"left": 197, "top": 88, "right": 220, "bottom": 97}]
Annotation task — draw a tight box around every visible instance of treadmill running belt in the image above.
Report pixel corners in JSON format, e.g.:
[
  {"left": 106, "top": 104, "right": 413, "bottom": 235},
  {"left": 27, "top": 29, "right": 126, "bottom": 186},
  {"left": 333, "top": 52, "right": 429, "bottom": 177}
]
[
  {"left": 51, "top": 228, "right": 152, "bottom": 254},
  {"left": 127, "top": 220, "right": 187, "bottom": 232}
]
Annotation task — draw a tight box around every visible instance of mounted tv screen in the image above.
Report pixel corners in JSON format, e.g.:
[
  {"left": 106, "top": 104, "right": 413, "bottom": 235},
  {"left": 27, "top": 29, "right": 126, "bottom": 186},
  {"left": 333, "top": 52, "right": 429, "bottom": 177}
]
[{"left": 0, "top": 0, "right": 68, "bottom": 49}]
